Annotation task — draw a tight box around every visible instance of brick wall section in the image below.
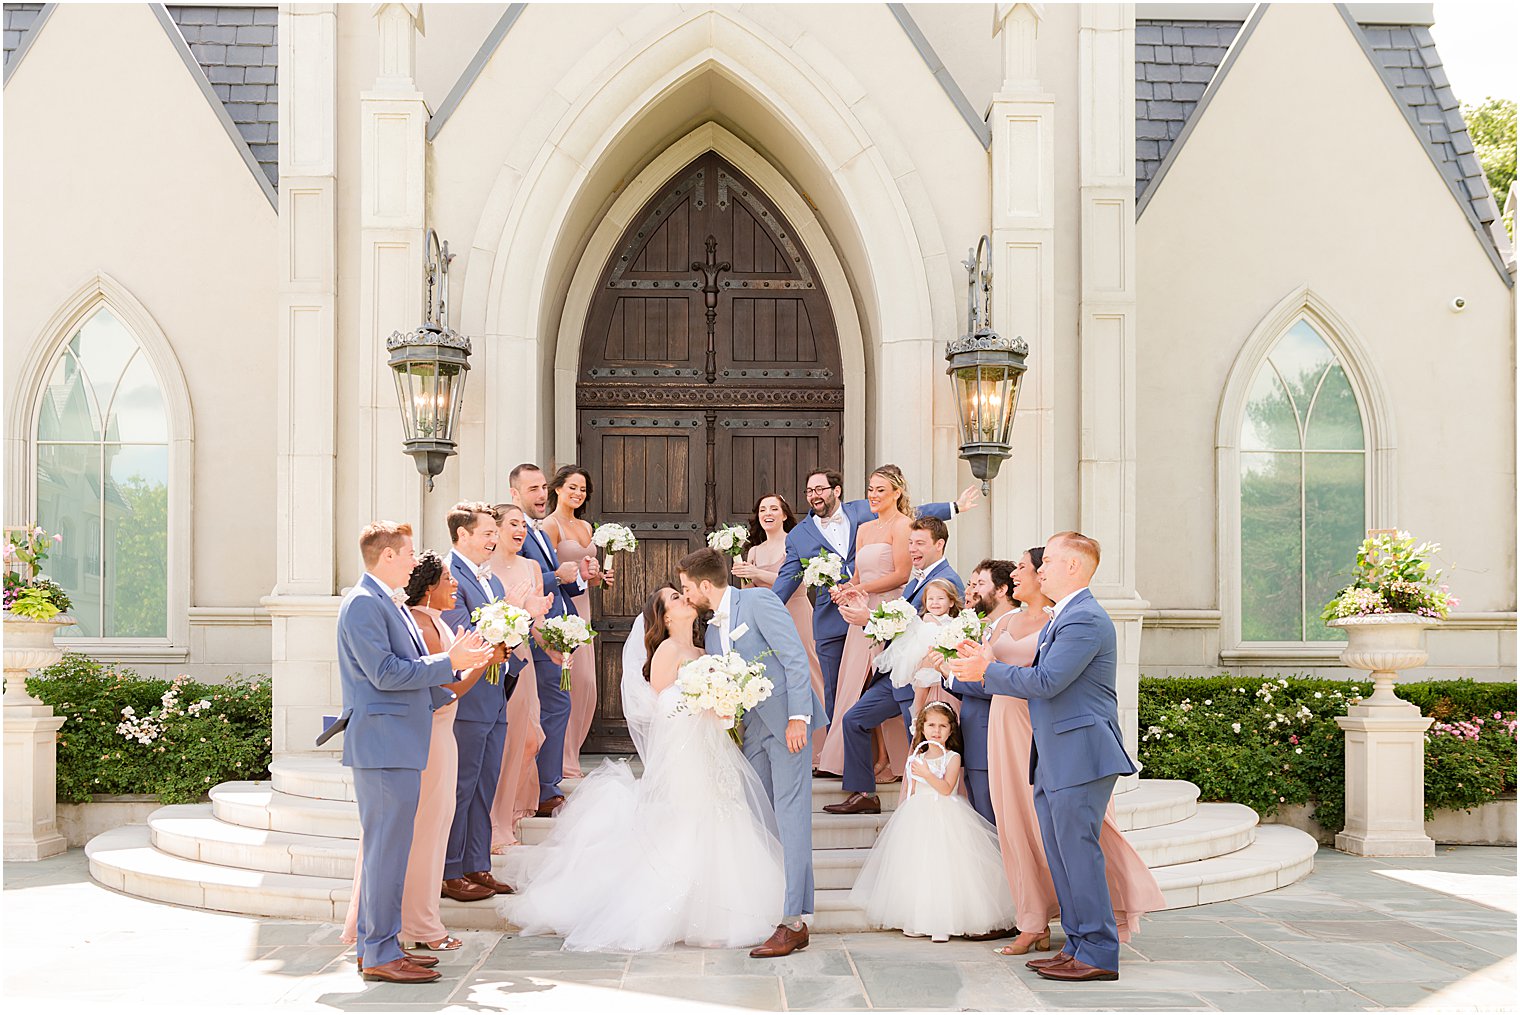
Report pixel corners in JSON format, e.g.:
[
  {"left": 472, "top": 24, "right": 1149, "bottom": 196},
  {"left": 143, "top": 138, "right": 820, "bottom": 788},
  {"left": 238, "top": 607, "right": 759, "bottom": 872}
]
[
  {"left": 1135, "top": 19, "right": 1243, "bottom": 200},
  {"left": 1360, "top": 23, "right": 1499, "bottom": 237},
  {"left": 165, "top": 5, "right": 278, "bottom": 189},
  {"left": 3, "top": 3, "right": 45, "bottom": 74}
]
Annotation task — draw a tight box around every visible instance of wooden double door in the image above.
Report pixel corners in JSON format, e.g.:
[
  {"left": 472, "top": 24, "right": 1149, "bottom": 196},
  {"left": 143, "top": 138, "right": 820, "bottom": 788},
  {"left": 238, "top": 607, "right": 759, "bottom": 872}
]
[{"left": 576, "top": 152, "right": 843, "bottom": 752}]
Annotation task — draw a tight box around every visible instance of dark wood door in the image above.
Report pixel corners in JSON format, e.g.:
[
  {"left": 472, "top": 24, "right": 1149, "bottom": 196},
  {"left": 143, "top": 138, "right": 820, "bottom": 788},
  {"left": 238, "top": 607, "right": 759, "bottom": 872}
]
[{"left": 577, "top": 152, "right": 843, "bottom": 752}]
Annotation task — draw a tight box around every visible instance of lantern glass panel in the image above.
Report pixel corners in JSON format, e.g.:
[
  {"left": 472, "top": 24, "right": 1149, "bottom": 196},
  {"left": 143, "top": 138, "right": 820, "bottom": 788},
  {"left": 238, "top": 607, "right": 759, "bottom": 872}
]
[
  {"left": 443, "top": 361, "right": 467, "bottom": 441},
  {"left": 392, "top": 362, "right": 418, "bottom": 440}
]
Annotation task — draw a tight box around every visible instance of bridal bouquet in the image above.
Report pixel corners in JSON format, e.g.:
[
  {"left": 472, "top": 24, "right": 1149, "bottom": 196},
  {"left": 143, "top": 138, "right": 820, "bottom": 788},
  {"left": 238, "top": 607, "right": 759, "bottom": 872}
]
[
  {"left": 801, "top": 550, "right": 844, "bottom": 590},
  {"left": 675, "top": 650, "right": 774, "bottom": 745},
  {"left": 539, "top": 613, "right": 596, "bottom": 691},
  {"left": 471, "top": 600, "right": 533, "bottom": 684},
  {"left": 707, "top": 523, "right": 749, "bottom": 559},
  {"left": 591, "top": 521, "right": 638, "bottom": 572},
  {"left": 931, "top": 609, "right": 987, "bottom": 659},
  {"left": 864, "top": 597, "right": 915, "bottom": 642}
]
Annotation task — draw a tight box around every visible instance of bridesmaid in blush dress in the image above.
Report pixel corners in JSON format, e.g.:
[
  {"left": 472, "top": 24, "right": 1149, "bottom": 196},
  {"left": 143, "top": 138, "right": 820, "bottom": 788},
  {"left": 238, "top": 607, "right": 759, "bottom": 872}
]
[
  {"left": 342, "top": 552, "right": 488, "bottom": 952},
  {"left": 486, "top": 503, "right": 554, "bottom": 851},
  {"left": 542, "top": 465, "right": 604, "bottom": 780},
  {"left": 732, "top": 492, "right": 826, "bottom": 764},
  {"left": 816, "top": 465, "right": 915, "bottom": 779},
  {"left": 971, "top": 548, "right": 1165, "bottom": 957}
]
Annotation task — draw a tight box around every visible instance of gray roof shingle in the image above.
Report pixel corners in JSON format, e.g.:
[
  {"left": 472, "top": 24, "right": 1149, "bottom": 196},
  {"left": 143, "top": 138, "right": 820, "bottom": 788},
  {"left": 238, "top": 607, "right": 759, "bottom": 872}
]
[
  {"left": 3, "top": 3, "right": 46, "bottom": 74},
  {"left": 166, "top": 5, "right": 277, "bottom": 188},
  {"left": 1135, "top": 18, "right": 1243, "bottom": 200}
]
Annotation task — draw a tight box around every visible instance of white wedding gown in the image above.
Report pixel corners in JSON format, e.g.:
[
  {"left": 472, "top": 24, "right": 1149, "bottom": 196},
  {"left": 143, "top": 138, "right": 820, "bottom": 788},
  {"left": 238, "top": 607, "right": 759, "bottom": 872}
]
[{"left": 498, "top": 667, "right": 785, "bottom": 951}]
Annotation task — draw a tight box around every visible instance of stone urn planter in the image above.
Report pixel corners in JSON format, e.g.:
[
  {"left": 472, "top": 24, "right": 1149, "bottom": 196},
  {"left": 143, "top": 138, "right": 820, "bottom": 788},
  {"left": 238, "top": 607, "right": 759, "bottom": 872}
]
[
  {"left": 3, "top": 612, "right": 73, "bottom": 860},
  {"left": 1327, "top": 613, "right": 1437, "bottom": 857}
]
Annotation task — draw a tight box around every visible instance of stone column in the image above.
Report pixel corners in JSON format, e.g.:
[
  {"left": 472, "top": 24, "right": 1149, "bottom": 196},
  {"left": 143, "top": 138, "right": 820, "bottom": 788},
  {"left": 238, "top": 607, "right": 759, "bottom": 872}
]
[
  {"left": 989, "top": 3, "right": 1057, "bottom": 553},
  {"left": 265, "top": 4, "right": 343, "bottom": 757},
  {"left": 3, "top": 616, "right": 70, "bottom": 860},
  {"left": 1078, "top": 4, "right": 1146, "bottom": 787}
]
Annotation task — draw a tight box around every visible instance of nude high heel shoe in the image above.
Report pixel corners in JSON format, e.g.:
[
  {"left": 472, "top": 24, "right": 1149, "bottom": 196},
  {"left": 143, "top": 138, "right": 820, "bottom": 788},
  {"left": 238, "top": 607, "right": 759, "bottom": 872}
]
[{"left": 995, "top": 930, "right": 1052, "bottom": 956}]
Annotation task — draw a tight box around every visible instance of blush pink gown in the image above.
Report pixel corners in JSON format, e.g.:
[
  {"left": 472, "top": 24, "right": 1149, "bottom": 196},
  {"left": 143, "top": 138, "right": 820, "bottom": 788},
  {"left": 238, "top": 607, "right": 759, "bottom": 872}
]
[
  {"left": 748, "top": 539, "right": 827, "bottom": 764},
  {"left": 555, "top": 535, "right": 597, "bottom": 780},
  {"left": 985, "top": 612, "right": 1165, "bottom": 940},
  {"left": 817, "top": 543, "right": 909, "bottom": 779},
  {"left": 341, "top": 606, "right": 458, "bottom": 946},
  {"left": 491, "top": 644, "right": 542, "bottom": 849}
]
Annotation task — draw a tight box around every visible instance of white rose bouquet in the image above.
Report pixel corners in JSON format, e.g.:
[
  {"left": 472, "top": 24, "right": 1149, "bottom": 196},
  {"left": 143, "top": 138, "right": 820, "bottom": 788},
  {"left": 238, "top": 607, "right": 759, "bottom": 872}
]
[
  {"left": 539, "top": 613, "right": 596, "bottom": 691},
  {"left": 864, "top": 597, "right": 916, "bottom": 642},
  {"left": 931, "top": 608, "right": 987, "bottom": 660},
  {"left": 707, "top": 523, "right": 749, "bottom": 558},
  {"left": 675, "top": 650, "right": 774, "bottom": 745},
  {"left": 591, "top": 521, "right": 638, "bottom": 573},
  {"left": 471, "top": 600, "right": 532, "bottom": 685},
  {"left": 801, "top": 550, "right": 845, "bottom": 590}
]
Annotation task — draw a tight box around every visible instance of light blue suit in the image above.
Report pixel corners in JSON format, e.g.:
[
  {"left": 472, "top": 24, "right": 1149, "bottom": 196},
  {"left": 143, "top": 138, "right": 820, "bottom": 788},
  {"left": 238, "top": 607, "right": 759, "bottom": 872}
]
[
  {"left": 838, "top": 560, "right": 963, "bottom": 795},
  {"left": 771, "top": 499, "right": 953, "bottom": 721},
  {"left": 520, "top": 522, "right": 584, "bottom": 802},
  {"left": 336, "top": 573, "right": 456, "bottom": 969},
  {"left": 981, "top": 588, "right": 1136, "bottom": 971},
  {"left": 705, "top": 585, "right": 826, "bottom": 918}
]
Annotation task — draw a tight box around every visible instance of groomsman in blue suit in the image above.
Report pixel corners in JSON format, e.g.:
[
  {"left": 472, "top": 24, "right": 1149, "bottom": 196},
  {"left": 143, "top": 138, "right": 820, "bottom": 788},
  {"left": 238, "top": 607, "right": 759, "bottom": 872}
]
[
  {"left": 335, "top": 521, "right": 491, "bottom": 983},
  {"left": 771, "top": 469, "right": 975, "bottom": 724},
  {"left": 440, "top": 502, "right": 522, "bottom": 901},
  {"left": 949, "top": 532, "right": 1137, "bottom": 983},
  {"left": 941, "top": 558, "right": 1015, "bottom": 825},
  {"left": 821, "top": 516, "right": 963, "bottom": 814},
  {"left": 510, "top": 463, "right": 603, "bottom": 816}
]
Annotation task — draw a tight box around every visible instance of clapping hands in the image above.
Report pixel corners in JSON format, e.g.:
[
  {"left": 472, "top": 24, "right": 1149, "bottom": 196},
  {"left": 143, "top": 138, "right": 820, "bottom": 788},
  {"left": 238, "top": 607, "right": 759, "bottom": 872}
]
[
  {"left": 446, "top": 625, "right": 493, "bottom": 671},
  {"left": 944, "top": 639, "right": 993, "bottom": 683}
]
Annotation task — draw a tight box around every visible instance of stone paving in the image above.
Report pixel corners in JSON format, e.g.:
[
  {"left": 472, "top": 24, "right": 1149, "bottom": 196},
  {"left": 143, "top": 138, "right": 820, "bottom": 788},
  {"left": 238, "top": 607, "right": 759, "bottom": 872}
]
[{"left": 3, "top": 846, "right": 1514, "bottom": 1012}]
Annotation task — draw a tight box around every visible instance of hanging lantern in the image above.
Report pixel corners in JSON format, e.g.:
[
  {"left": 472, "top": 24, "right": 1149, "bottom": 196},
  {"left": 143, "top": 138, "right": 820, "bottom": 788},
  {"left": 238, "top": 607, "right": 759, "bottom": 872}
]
[{"left": 946, "top": 235, "right": 1028, "bottom": 493}]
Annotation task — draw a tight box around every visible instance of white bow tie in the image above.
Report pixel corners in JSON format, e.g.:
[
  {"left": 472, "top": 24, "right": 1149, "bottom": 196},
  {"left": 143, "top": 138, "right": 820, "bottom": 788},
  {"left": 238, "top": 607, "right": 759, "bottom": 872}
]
[
  {"left": 475, "top": 562, "right": 493, "bottom": 583},
  {"left": 911, "top": 568, "right": 926, "bottom": 581},
  {"left": 389, "top": 589, "right": 408, "bottom": 607},
  {"left": 1043, "top": 605, "right": 1056, "bottom": 616},
  {"left": 708, "top": 612, "right": 728, "bottom": 627}
]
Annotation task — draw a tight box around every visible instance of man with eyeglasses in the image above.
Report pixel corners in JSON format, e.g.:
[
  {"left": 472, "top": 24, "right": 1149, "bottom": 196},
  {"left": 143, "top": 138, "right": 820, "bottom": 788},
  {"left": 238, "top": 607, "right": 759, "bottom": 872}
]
[{"left": 771, "top": 468, "right": 980, "bottom": 744}]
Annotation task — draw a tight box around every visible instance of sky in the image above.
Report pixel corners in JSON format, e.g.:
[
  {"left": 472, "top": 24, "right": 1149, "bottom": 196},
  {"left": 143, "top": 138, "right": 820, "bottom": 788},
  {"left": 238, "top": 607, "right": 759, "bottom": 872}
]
[{"left": 1430, "top": 2, "right": 1519, "bottom": 105}]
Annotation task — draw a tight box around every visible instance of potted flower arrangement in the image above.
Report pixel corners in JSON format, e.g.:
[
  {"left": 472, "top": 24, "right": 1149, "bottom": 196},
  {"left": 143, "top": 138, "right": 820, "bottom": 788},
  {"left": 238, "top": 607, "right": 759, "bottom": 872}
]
[
  {"left": 4, "top": 525, "right": 75, "bottom": 709},
  {"left": 1322, "top": 530, "right": 1455, "bottom": 708}
]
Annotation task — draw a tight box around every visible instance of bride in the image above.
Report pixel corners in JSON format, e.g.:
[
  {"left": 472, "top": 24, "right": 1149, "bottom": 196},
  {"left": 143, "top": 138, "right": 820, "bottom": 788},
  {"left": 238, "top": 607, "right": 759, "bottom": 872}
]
[{"left": 498, "top": 585, "right": 786, "bottom": 951}]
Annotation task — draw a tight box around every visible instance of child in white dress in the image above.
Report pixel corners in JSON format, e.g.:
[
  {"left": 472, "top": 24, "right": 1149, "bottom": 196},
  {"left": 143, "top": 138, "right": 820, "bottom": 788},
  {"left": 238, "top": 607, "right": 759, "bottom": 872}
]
[
  {"left": 847, "top": 702, "right": 1016, "bottom": 942},
  {"left": 873, "top": 579, "right": 963, "bottom": 718}
]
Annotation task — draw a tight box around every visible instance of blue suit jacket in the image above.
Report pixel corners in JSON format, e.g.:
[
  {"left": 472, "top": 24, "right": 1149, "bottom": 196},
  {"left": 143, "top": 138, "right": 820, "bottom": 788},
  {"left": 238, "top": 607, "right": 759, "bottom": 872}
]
[
  {"left": 335, "top": 574, "right": 456, "bottom": 770},
  {"left": 704, "top": 586, "right": 827, "bottom": 742},
  {"left": 885, "top": 561, "right": 964, "bottom": 704},
  {"left": 981, "top": 589, "right": 1137, "bottom": 791},
  {"left": 441, "top": 549, "right": 522, "bottom": 722},
  {"left": 771, "top": 499, "right": 954, "bottom": 644},
  {"left": 520, "top": 524, "right": 581, "bottom": 621}
]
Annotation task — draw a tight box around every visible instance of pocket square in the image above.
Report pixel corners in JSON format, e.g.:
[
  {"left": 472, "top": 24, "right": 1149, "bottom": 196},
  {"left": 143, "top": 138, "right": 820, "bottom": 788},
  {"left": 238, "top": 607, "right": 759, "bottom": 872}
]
[
  {"left": 314, "top": 712, "right": 348, "bottom": 747},
  {"left": 729, "top": 622, "right": 750, "bottom": 641}
]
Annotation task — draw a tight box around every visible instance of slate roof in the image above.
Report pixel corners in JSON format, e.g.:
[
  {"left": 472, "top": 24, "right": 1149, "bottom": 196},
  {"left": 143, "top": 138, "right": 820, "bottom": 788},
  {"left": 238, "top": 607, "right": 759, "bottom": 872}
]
[
  {"left": 3, "top": 3, "right": 45, "bottom": 74},
  {"left": 1135, "top": 19, "right": 1243, "bottom": 200},
  {"left": 164, "top": 5, "right": 277, "bottom": 189}
]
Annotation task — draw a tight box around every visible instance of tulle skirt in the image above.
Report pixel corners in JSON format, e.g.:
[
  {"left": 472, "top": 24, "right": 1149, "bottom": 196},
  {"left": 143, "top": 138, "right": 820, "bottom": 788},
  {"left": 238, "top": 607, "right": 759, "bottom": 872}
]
[{"left": 848, "top": 789, "right": 1016, "bottom": 938}]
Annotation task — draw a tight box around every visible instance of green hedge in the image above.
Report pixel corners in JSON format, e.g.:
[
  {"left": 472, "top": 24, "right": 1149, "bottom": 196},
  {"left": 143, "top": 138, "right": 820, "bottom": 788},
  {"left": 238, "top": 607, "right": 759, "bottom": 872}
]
[
  {"left": 1138, "top": 676, "right": 1517, "bottom": 833},
  {"left": 27, "top": 653, "right": 272, "bottom": 805}
]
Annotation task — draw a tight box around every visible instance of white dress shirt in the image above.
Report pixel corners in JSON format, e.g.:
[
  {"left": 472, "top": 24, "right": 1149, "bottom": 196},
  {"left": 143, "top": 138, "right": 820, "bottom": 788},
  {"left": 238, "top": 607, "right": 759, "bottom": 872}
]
[
  {"left": 1048, "top": 587, "right": 1086, "bottom": 623},
  {"left": 815, "top": 504, "right": 850, "bottom": 557},
  {"left": 910, "top": 555, "right": 946, "bottom": 593}
]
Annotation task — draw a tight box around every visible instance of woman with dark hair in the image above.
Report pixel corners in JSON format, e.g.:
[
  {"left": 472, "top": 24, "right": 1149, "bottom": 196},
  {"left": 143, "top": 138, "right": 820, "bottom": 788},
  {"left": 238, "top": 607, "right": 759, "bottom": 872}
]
[
  {"left": 542, "top": 465, "right": 599, "bottom": 779},
  {"left": 342, "top": 550, "right": 490, "bottom": 951},
  {"left": 731, "top": 492, "right": 826, "bottom": 763}
]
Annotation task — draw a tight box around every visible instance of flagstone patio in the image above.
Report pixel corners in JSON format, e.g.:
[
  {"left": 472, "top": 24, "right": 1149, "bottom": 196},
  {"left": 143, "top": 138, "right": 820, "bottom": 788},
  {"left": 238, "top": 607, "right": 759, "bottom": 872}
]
[{"left": 3, "top": 846, "right": 1513, "bottom": 1012}]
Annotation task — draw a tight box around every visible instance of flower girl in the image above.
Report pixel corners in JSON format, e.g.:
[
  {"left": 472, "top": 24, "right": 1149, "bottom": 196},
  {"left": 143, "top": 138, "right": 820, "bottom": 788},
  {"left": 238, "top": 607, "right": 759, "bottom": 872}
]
[
  {"left": 872, "top": 579, "right": 963, "bottom": 717},
  {"left": 847, "top": 702, "right": 1016, "bottom": 941}
]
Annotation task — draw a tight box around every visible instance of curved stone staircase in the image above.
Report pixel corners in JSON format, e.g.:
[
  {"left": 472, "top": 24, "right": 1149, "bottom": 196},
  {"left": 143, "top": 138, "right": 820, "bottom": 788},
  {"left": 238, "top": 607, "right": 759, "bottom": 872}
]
[{"left": 86, "top": 755, "right": 1318, "bottom": 931}]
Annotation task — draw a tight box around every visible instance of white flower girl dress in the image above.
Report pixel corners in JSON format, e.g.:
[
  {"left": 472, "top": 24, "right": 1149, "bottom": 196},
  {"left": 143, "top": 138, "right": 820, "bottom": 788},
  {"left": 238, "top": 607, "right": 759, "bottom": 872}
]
[{"left": 847, "top": 743, "right": 1016, "bottom": 939}]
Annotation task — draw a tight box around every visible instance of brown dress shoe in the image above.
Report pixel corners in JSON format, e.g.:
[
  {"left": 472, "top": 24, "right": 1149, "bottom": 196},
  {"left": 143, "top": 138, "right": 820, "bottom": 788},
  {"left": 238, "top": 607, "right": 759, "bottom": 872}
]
[
  {"left": 441, "top": 877, "right": 495, "bottom": 902},
  {"left": 464, "top": 870, "right": 515, "bottom": 895},
  {"left": 356, "top": 950, "right": 437, "bottom": 971},
  {"left": 1036, "top": 957, "right": 1118, "bottom": 982},
  {"left": 535, "top": 795, "right": 565, "bottom": 818},
  {"left": 821, "top": 792, "right": 881, "bottom": 815},
  {"left": 750, "top": 923, "right": 809, "bottom": 958},
  {"left": 360, "top": 957, "right": 441, "bottom": 983},
  {"left": 1026, "top": 951, "right": 1074, "bottom": 970}
]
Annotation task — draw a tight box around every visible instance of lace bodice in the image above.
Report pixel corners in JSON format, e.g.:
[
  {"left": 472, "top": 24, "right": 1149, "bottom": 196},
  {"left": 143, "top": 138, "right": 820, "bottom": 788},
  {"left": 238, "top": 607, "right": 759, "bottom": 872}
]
[{"left": 905, "top": 745, "right": 956, "bottom": 788}]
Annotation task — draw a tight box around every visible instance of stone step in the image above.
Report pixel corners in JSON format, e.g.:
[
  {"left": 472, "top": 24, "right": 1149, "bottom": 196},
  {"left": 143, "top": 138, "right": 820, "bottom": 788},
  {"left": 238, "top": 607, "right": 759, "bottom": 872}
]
[
  {"left": 515, "top": 809, "right": 892, "bottom": 849},
  {"left": 1150, "top": 825, "right": 1318, "bottom": 908},
  {"left": 1126, "top": 802, "right": 1258, "bottom": 868},
  {"left": 149, "top": 804, "right": 875, "bottom": 891},
  {"left": 87, "top": 824, "right": 876, "bottom": 932},
  {"left": 1114, "top": 779, "right": 1199, "bottom": 831}
]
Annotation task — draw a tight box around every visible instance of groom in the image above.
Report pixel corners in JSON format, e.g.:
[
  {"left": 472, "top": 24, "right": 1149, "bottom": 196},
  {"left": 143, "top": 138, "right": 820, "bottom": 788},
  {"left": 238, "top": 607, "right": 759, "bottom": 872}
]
[{"left": 679, "top": 547, "right": 826, "bottom": 959}]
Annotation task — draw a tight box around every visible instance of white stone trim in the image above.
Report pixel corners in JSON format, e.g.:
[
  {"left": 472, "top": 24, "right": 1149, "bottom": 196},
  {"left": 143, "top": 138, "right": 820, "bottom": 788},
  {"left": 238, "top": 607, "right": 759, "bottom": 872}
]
[
  {"left": 188, "top": 607, "right": 271, "bottom": 627},
  {"left": 550, "top": 122, "right": 868, "bottom": 486},
  {"left": 5, "top": 272, "right": 195, "bottom": 656},
  {"left": 1215, "top": 286, "right": 1399, "bottom": 657}
]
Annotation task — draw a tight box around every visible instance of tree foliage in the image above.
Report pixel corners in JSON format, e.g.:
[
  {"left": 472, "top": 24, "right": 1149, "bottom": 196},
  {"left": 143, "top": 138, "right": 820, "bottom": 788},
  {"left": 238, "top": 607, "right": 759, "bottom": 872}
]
[{"left": 1463, "top": 97, "right": 1516, "bottom": 238}]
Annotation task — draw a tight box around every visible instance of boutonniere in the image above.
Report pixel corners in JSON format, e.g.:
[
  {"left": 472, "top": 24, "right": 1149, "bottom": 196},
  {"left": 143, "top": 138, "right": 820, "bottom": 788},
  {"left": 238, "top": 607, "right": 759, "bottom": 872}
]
[{"left": 729, "top": 622, "right": 750, "bottom": 641}]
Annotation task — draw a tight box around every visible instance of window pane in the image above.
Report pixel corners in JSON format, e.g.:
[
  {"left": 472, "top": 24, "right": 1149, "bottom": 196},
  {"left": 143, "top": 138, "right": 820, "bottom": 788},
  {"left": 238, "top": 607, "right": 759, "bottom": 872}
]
[
  {"left": 35, "top": 443, "right": 103, "bottom": 638},
  {"left": 1304, "top": 365, "right": 1364, "bottom": 451},
  {"left": 106, "top": 351, "right": 169, "bottom": 443},
  {"left": 1305, "top": 452, "right": 1365, "bottom": 641},
  {"left": 1241, "top": 451, "right": 1303, "bottom": 641},
  {"left": 1268, "top": 320, "right": 1334, "bottom": 415},
  {"left": 36, "top": 351, "right": 101, "bottom": 441},
  {"left": 104, "top": 445, "right": 169, "bottom": 638},
  {"left": 72, "top": 309, "right": 138, "bottom": 423},
  {"left": 1241, "top": 365, "right": 1298, "bottom": 451}
]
